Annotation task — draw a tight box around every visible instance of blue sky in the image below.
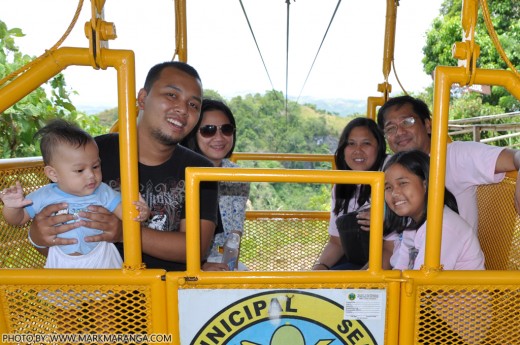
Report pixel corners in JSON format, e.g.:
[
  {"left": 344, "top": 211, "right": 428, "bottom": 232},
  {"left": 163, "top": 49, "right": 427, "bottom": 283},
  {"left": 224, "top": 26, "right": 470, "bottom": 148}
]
[{"left": 3, "top": 0, "right": 443, "bottom": 109}]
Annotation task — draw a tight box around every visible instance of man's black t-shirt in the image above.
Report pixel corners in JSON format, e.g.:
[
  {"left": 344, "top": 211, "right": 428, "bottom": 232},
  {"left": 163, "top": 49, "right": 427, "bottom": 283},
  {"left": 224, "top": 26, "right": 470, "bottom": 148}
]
[{"left": 95, "top": 133, "right": 218, "bottom": 271}]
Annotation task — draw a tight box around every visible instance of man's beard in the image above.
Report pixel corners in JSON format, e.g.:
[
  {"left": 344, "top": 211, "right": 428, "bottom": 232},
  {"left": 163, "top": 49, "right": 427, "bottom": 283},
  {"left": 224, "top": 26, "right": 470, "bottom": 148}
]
[{"left": 151, "top": 128, "right": 179, "bottom": 146}]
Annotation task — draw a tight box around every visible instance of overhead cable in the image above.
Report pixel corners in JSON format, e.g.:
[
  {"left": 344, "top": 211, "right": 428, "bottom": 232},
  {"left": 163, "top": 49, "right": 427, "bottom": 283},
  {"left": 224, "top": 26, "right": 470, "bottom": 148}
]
[
  {"left": 296, "top": 0, "right": 342, "bottom": 103},
  {"left": 285, "top": 0, "right": 292, "bottom": 119},
  {"left": 238, "top": 0, "right": 275, "bottom": 90}
]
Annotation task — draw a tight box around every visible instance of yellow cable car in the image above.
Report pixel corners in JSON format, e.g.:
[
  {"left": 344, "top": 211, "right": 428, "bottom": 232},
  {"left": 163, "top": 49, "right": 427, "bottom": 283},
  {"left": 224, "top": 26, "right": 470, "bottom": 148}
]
[{"left": 0, "top": 1, "right": 519, "bottom": 344}]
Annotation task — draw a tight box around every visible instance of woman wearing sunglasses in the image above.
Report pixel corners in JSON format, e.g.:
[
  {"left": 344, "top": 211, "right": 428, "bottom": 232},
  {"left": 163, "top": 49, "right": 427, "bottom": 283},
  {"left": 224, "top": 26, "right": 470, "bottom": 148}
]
[{"left": 181, "top": 99, "right": 250, "bottom": 271}]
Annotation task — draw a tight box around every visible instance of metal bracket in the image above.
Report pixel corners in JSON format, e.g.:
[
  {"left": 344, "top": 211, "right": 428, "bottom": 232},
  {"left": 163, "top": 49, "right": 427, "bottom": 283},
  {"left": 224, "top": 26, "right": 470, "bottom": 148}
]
[
  {"left": 452, "top": 0, "right": 480, "bottom": 86},
  {"left": 84, "top": 0, "right": 117, "bottom": 69}
]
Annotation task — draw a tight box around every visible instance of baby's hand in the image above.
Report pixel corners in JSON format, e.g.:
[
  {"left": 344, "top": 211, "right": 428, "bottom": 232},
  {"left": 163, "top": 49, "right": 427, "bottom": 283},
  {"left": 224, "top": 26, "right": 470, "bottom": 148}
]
[
  {"left": 133, "top": 200, "right": 150, "bottom": 222},
  {"left": 0, "top": 181, "right": 32, "bottom": 209}
]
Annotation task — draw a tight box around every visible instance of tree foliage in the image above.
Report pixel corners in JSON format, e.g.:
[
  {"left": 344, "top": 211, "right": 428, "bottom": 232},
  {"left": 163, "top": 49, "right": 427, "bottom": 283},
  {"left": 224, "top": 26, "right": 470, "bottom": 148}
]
[
  {"left": 208, "top": 89, "right": 341, "bottom": 211},
  {"left": 420, "top": 0, "right": 520, "bottom": 148},
  {"left": 423, "top": 0, "right": 520, "bottom": 75},
  {"left": 0, "top": 20, "right": 107, "bottom": 158}
]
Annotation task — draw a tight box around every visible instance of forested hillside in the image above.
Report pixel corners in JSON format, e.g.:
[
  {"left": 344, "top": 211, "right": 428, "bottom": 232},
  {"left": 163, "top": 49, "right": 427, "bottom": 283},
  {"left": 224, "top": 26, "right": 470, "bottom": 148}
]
[
  {"left": 98, "top": 89, "right": 351, "bottom": 158},
  {"left": 97, "top": 89, "right": 356, "bottom": 211}
]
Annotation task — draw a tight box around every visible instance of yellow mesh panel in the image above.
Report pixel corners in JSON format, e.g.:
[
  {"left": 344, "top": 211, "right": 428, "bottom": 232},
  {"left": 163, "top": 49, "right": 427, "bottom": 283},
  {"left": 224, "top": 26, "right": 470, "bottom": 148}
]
[
  {"left": 476, "top": 175, "right": 520, "bottom": 270},
  {"left": 0, "top": 164, "right": 47, "bottom": 268},
  {"left": 415, "top": 285, "right": 520, "bottom": 345},
  {"left": 241, "top": 215, "right": 329, "bottom": 271},
  {"left": 0, "top": 284, "right": 152, "bottom": 336}
]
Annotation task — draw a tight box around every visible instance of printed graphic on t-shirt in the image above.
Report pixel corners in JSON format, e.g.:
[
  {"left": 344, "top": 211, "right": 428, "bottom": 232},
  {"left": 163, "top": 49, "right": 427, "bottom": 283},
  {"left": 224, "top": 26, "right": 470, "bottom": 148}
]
[
  {"left": 106, "top": 176, "right": 185, "bottom": 232},
  {"left": 408, "top": 247, "right": 419, "bottom": 269},
  {"left": 53, "top": 205, "right": 93, "bottom": 224},
  {"left": 142, "top": 179, "right": 184, "bottom": 232}
]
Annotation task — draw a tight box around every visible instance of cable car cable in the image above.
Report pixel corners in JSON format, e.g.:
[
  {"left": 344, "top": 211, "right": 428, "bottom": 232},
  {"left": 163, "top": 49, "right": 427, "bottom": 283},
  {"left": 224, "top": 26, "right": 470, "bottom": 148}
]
[
  {"left": 296, "top": 0, "right": 342, "bottom": 104},
  {"left": 238, "top": 0, "right": 275, "bottom": 91},
  {"left": 285, "top": 0, "right": 292, "bottom": 119}
]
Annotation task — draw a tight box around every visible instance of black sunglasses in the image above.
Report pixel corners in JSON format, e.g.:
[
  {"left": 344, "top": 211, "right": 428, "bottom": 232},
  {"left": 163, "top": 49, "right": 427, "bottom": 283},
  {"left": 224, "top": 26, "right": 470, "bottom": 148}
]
[{"left": 199, "top": 124, "right": 235, "bottom": 138}]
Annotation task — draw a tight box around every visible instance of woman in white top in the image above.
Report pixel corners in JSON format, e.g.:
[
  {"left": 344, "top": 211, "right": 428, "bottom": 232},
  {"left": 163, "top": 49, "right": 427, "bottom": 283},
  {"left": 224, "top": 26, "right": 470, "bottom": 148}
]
[{"left": 313, "top": 117, "right": 388, "bottom": 270}]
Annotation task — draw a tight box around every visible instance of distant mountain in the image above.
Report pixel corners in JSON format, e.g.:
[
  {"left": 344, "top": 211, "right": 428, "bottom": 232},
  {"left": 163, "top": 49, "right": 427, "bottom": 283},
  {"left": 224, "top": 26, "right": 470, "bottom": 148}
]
[
  {"left": 77, "top": 104, "right": 116, "bottom": 115},
  {"left": 78, "top": 98, "right": 366, "bottom": 117},
  {"left": 296, "top": 97, "right": 366, "bottom": 117}
]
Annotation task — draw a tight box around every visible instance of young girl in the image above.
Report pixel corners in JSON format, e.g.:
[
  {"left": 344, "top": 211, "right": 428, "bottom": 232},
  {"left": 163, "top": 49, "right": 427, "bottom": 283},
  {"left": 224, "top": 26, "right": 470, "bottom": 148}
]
[{"left": 383, "top": 150, "right": 485, "bottom": 270}]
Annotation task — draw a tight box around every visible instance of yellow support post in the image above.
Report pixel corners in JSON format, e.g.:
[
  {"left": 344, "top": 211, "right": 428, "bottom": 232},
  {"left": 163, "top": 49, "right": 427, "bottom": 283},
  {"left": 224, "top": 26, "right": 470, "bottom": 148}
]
[{"left": 174, "top": 0, "right": 188, "bottom": 62}]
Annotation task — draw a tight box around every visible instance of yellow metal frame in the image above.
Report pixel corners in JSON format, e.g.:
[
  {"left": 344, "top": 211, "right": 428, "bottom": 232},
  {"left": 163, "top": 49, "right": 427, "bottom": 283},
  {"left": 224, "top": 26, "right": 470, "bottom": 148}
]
[
  {"left": 168, "top": 166, "right": 401, "bottom": 345},
  {"left": 426, "top": 66, "right": 520, "bottom": 271},
  {"left": 398, "top": 270, "right": 520, "bottom": 344},
  {"left": 183, "top": 167, "right": 386, "bottom": 274},
  {"left": 230, "top": 152, "right": 336, "bottom": 169},
  {"left": 0, "top": 269, "right": 168, "bottom": 338},
  {"left": 0, "top": 0, "right": 519, "bottom": 343}
]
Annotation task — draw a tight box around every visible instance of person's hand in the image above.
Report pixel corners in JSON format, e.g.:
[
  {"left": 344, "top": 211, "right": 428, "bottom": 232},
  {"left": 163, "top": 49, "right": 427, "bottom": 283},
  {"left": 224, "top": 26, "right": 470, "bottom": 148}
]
[
  {"left": 133, "top": 199, "right": 150, "bottom": 222},
  {"left": 357, "top": 209, "right": 371, "bottom": 231},
  {"left": 79, "top": 205, "right": 122, "bottom": 243},
  {"left": 312, "top": 263, "right": 330, "bottom": 270},
  {"left": 202, "top": 261, "right": 231, "bottom": 271},
  {"left": 30, "top": 203, "right": 80, "bottom": 248},
  {"left": 0, "top": 181, "right": 32, "bottom": 208}
]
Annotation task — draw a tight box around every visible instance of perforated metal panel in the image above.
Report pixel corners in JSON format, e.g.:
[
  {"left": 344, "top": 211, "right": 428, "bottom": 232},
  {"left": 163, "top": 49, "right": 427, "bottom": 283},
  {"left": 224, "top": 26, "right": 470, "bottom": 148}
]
[
  {"left": 240, "top": 212, "right": 329, "bottom": 271},
  {"left": 476, "top": 175, "right": 520, "bottom": 270},
  {"left": 0, "top": 162, "right": 47, "bottom": 269},
  {"left": 1, "top": 285, "right": 151, "bottom": 334},
  {"left": 0, "top": 270, "right": 168, "bottom": 345},
  {"left": 414, "top": 284, "right": 520, "bottom": 345}
]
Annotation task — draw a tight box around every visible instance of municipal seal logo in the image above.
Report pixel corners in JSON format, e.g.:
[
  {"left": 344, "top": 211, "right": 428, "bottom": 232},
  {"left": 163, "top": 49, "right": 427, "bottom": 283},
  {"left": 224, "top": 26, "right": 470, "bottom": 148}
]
[{"left": 190, "top": 290, "right": 378, "bottom": 345}]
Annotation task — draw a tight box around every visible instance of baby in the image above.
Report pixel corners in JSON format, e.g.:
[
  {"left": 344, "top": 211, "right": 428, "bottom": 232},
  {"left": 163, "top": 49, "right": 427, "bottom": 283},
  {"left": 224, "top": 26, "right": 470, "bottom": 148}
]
[{"left": 0, "top": 119, "right": 149, "bottom": 269}]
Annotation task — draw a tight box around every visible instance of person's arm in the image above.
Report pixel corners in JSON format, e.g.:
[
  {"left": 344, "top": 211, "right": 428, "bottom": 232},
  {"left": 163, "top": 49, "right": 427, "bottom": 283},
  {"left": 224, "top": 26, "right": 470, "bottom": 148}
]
[
  {"left": 2, "top": 207, "right": 29, "bottom": 226},
  {"left": 312, "top": 235, "right": 344, "bottom": 270},
  {"left": 202, "top": 261, "right": 230, "bottom": 271},
  {"left": 494, "top": 148, "right": 520, "bottom": 173},
  {"left": 140, "top": 219, "right": 216, "bottom": 263},
  {"left": 494, "top": 149, "right": 520, "bottom": 214}
]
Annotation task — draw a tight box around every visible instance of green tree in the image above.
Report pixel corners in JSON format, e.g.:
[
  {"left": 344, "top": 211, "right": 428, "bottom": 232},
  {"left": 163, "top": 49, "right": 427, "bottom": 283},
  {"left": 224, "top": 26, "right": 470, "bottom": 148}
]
[
  {"left": 423, "top": 0, "right": 520, "bottom": 75},
  {"left": 423, "top": 0, "right": 520, "bottom": 112},
  {"left": 421, "top": 0, "right": 520, "bottom": 146},
  {"left": 203, "top": 89, "right": 225, "bottom": 101},
  {"left": 223, "top": 89, "right": 341, "bottom": 210},
  {"left": 0, "top": 20, "right": 108, "bottom": 158}
]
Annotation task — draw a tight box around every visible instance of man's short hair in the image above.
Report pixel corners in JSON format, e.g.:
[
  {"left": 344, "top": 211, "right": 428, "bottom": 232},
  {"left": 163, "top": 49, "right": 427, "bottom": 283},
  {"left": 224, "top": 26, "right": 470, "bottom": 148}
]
[{"left": 143, "top": 61, "right": 201, "bottom": 92}]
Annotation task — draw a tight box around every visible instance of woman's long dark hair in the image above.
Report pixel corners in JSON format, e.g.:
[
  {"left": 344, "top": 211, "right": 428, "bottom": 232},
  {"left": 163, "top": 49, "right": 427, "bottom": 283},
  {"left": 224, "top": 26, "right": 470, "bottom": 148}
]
[
  {"left": 333, "top": 117, "right": 387, "bottom": 215},
  {"left": 383, "top": 150, "right": 459, "bottom": 235}
]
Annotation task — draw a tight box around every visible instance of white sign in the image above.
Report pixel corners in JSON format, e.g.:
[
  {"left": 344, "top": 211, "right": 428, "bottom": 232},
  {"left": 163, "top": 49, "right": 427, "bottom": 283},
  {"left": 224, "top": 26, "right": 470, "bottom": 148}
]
[
  {"left": 178, "top": 288, "right": 386, "bottom": 344},
  {"left": 344, "top": 289, "right": 385, "bottom": 320}
]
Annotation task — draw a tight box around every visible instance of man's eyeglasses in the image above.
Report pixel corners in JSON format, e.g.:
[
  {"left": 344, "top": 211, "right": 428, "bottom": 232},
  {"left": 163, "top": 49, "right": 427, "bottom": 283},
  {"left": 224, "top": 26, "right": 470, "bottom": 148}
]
[
  {"left": 199, "top": 124, "right": 235, "bottom": 138},
  {"left": 383, "top": 116, "right": 416, "bottom": 137}
]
